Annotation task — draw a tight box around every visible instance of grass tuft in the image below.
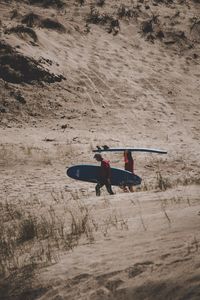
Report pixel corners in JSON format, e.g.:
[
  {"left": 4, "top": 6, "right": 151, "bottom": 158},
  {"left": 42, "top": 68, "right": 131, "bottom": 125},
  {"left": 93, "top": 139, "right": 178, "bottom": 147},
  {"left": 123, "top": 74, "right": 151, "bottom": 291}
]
[
  {"left": 40, "top": 18, "right": 66, "bottom": 32},
  {"left": 156, "top": 171, "right": 172, "bottom": 191},
  {"left": 5, "top": 25, "right": 38, "bottom": 42}
]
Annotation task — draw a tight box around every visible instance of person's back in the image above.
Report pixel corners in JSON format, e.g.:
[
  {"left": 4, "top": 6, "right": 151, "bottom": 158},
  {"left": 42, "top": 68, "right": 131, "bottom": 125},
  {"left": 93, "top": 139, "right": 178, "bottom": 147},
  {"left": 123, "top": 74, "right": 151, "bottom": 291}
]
[
  {"left": 123, "top": 150, "right": 134, "bottom": 192},
  {"left": 124, "top": 150, "right": 134, "bottom": 173},
  {"left": 101, "top": 158, "right": 111, "bottom": 179}
]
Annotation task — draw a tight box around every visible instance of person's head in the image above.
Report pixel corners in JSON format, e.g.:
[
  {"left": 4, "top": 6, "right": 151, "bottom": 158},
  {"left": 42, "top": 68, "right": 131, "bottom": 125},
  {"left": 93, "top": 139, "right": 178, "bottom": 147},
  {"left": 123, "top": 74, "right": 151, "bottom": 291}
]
[{"left": 94, "top": 153, "right": 103, "bottom": 162}]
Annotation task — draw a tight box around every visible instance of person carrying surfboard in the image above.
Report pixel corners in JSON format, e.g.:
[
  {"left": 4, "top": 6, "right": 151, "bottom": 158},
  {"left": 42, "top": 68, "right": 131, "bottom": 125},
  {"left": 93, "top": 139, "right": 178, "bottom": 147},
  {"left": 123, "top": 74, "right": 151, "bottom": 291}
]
[
  {"left": 93, "top": 153, "right": 115, "bottom": 196},
  {"left": 123, "top": 150, "right": 134, "bottom": 192}
]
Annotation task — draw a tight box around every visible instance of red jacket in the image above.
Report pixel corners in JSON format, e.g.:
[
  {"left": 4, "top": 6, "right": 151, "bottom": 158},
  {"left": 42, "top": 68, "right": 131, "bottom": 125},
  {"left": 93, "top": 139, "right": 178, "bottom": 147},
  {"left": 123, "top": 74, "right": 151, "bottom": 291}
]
[
  {"left": 124, "top": 153, "right": 134, "bottom": 173},
  {"left": 125, "top": 160, "right": 134, "bottom": 173},
  {"left": 101, "top": 159, "right": 111, "bottom": 179}
]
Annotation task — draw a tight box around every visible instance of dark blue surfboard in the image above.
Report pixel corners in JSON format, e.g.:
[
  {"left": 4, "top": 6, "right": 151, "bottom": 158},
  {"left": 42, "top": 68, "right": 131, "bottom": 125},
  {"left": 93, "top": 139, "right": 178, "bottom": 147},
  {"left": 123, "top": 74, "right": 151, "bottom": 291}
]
[
  {"left": 93, "top": 147, "right": 167, "bottom": 154},
  {"left": 67, "top": 165, "right": 142, "bottom": 186}
]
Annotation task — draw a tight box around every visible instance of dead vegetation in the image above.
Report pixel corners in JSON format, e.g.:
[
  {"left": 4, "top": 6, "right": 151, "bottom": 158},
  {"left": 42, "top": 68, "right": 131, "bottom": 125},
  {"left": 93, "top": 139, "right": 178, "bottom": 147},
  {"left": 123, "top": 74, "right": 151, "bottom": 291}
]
[
  {"left": 95, "top": 0, "right": 105, "bottom": 7},
  {"left": 140, "top": 164, "right": 200, "bottom": 192},
  {"left": 0, "top": 195, "right": 96, "bottom": 299},
  {"left": 138, "top": 7, "right": 197, "bottom": 50},
  {"left": 0, "top": 197, "right": 93, "bottom": 276},
  {"left": 152, "top": 0, "right": 174, "bottom": 4},
  {"left": 86, "top": 7, "right": 120, "bottom": 35},
  {"left": 86, "top": 7, "right": 114, "bottom": 26},
  {"left": 0, "top": 143, "right": 70, "bottom": 166},
  {"left": 0, "top": 190, "right": 132, "bottom": 283},
  {"left": 5, "top": 25, "right": 38, "bottom": 42},
  {"left": 10, "top": 9, "right": 21, "bottom": 20},
  {"left": 117, "top": 4, "right": 138, "bottom": 19},
  {"left": 0, "top": 40, "right": 65, "bottom": 84},
  {"left": 190, "top": 17, "right": 200, "bottom": 42},
  {"left": 21, "top": 12, "right": 41, "bottom": 27},
  {"left": 40, "top": 18, "right": 66, "bottom": 32},
  {"left": 29, "top": 0, "right": 65, "bottom": 9},
  {"left": 21, "top": 12, "right": 66, "bottom": 32},
  {"left": 156, "top": 171, "right": 172, "bottom": 191},
  {"left": 84, "top": 0, "right": 197, "bottom": 51}
]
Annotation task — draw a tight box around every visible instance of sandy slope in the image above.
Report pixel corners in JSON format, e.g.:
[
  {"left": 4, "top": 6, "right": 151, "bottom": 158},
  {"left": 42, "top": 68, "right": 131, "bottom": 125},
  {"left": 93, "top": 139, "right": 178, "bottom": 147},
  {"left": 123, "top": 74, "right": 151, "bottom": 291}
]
[
  {"left": 32, "top": 186, "right": 200, "bottom": 300},
  {"left": 0, "top": 0, "right": 200, "bottom": 299}
]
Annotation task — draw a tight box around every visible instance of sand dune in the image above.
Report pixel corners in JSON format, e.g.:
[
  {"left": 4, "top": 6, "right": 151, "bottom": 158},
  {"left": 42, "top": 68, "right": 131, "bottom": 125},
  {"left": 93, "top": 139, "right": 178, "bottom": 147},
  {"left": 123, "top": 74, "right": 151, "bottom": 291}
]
[{"left": 0, "top": 0, "right": 200, "bottom": 299}]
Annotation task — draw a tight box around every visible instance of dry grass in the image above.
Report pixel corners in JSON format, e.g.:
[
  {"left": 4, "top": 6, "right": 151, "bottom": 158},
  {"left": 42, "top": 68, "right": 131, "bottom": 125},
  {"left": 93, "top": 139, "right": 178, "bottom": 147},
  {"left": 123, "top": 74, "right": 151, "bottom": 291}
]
[
  {"left": 101, "top": 209, "right": 129, "bottom": 237},
  {"left": 5, "top": 25, "right": 38, "bottom": 42},
  {"left": 0, "top": 191, "right": 130, "bottom": 278},
  {"left": 86, "top": 7, "right": 120, "bottom": 34},
  {"left": 40, "top": 18, "right": 66, "bottom": 32},
  {"left": 156, "top": 171, "right": 172, "bottom": 191},
  {"left": 117, "top": 4, "right": 138, "bottom": 20},
  {"left": 0, "top": 143, "right": 74, "bottom": 166},
  {"left": 160, "top": 200, "right": 171, "bottom": 227},
  {"left": 139, "top": 166, "right": 199, "bottom": 192},
  {"left": 96, "top": 0, "right": 105, "bottom": 7},
  {"left": 29, "top": 0, "right": 65, "bottom": 9},
  {"left": 0, "top": 196, "right": 95, "bottom": 277},
  {"left": 21, "top": 12, "right": 41, "bottom": 27}
]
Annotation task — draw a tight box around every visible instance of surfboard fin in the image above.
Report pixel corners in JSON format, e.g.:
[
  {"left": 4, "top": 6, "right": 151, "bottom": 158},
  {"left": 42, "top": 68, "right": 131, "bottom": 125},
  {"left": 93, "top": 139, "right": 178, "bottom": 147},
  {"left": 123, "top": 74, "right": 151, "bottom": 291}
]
[{"left": 102, "top": 145, "right": 109, "bottom": 150}]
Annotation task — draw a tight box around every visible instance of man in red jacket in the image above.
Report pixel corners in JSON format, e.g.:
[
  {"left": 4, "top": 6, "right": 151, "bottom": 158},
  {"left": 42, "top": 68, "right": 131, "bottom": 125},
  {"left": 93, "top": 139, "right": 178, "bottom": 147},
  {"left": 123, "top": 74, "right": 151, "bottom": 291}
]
[{"left": 94, "top": 153, "right": 114, "bottom": 196}]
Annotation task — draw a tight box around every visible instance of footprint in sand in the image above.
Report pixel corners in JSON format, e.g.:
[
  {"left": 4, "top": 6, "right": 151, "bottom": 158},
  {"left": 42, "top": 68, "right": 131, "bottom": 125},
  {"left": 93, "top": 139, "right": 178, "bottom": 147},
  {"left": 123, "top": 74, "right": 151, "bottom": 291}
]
[
  {"left": 126, "top": 261, "right": 154, "bottom": 278},
  {"left": 105, "top": 278, "right": 124, "bottom": 293}
]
